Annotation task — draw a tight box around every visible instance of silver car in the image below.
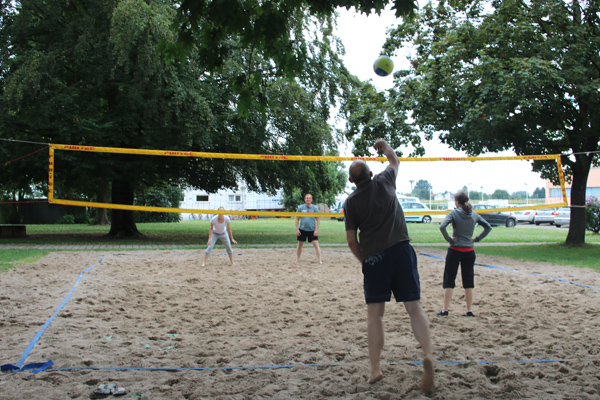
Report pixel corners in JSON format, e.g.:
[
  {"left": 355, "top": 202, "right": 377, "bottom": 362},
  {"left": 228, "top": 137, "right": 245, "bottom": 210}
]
[
  {"left": 330, "top": 201, "right": 344, "bottom": 221},
  {"left": 400, "top": 201, "right": 432, "bottom": 224},
  {"left": 554, "top": 207, "right": 571, "bottom": 228},
  {"left": 534, "top": 208, "right": 556, "bottom": 225},
  {"left": 513, "top": 210, "right": 536, "bottom": 224}
]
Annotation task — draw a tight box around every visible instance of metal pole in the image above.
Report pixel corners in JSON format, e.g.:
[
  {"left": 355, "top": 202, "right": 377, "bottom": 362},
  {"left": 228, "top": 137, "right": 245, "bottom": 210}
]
[{"left": 429, "top": 188, "right": 432, "bottom": 208}]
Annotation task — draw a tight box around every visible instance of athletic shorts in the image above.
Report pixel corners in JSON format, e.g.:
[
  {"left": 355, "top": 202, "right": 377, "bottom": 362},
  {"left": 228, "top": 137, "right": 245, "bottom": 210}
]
[
  {"left": 297, "top": 230, "right": 318, "bottom": 242},
  {"left": 362, "top": 241, "right": 421, "bottom": 304},
  {"left": 443, "top": 248, "right": 476, "bottom": 289}
]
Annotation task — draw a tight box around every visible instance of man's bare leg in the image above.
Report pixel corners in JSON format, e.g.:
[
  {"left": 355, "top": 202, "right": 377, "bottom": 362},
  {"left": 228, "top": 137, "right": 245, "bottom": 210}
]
[
  {"left": 201, "top": 253, "right": 209, "bottom": 267},
  {"left": 367, "top": 302, "right": 386, "bottom": 384},
  {"left": 312, "top": 241, "right": 322, "bottom": 264},
  {"left": 228, "top": 254, "right": 235, "bottom": 265},
  {"left": 422, "top": 357, "right": 434, "bottom": 393},
  {"left": 296, "top": 242, "right": 304, "bottom": 262},
  {"left": 404, "top": 300, "right": 434, "bottom": 391}
]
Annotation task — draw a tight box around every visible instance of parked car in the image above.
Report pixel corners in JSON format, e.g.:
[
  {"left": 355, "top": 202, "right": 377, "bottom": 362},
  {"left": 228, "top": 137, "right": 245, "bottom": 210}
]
[
  {"left": 512, "top": 210, "right": 537, "bottom": 224},
  {"left": 332, "top": 200, "right": 433, "bottom": 224},
  {"left": 554, "top": 207, "right": 571, "bottom": 228},
  {"left": 534, "top": 208, "right": 557, "bottom": 225},
  {"left": 400, "top": 201, "right": 432, "bottom": 224},
  {"left": 331, "top": 201, "right": 344, "bottom": 221},
  {"left": 472, "top": 204, "right": 517, "bottom": 227}
]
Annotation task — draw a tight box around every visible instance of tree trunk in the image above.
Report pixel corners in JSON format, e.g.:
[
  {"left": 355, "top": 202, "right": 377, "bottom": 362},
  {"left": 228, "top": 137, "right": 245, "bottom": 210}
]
[
  {"left": 94, "top": 191, "right": 110, "bottom": 225},
  {"left": 107, "top": 179, "right": 143, "bottom": 238},
  {"left": 565, "top": 154, "right": 592, "bottom": 245},
  {"left": 10, "top": 192, "right": 23, "bottom": 224}
]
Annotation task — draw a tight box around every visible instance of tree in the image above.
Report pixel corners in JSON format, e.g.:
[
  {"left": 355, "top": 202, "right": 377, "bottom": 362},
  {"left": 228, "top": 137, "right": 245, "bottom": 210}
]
[
  {"left": 469, "top": 190, "right": 482, "bottom": 202},
  {"left": 533, "top": 187, "right": 546, "bottom": 199},
  {"left": 384, "top": 0, "right": 600, "bottom": 244},
  {"left": 412, "top": 179, "right": 431, "bottom": 200},
  {"left": 511, "top": 191, "right": 527, "bottom": 200},
  {"left": 1, "top": 0, "right": 352, "bottom": 236},
  {"left": 0, "top": 1, "right": 48, "bottom": 224},
  {"left": 340, "top": 79, "right": 424, "bottom": 157},
  {"left": 281, "top": 152, "right": 347, "bottom": 212},
  {"left": 585, "top": 196, "right": 600, "bottom": 234},
  {"left": 492, "top": 189, "right": 510, "bottom": 200},
  {"left": 134, "top": 186, "right": 184, "bottom": 223},
  {"left": 2, "top": 0, "right": 213, "bottom": 236},
  {"left": 166, "top": 0, "right": 418, "bottom": 114},
  {"left": 415, "top": 179, "right": 432, "bottom": 191}
]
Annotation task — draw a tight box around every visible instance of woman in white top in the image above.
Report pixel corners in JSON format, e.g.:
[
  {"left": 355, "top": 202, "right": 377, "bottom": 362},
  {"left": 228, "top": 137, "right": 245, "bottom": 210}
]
[{"left": 201, "top": 207, "right": 238, "bottom": 266}]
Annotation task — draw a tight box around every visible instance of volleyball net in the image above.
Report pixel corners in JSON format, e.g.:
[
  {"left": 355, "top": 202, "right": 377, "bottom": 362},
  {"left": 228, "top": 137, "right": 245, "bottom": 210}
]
[{"left": 48, "top": 144, "right": 568, "bottom": 218}]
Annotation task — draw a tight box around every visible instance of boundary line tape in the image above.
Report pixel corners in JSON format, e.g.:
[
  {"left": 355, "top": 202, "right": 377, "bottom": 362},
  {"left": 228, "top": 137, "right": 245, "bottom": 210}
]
[
  {"left": 1, "top": 256, "right": 103, "bottom": 374},
  {"left": 421, "top": 253, "right": 600, "bottom": 291},
  {"left": 42, "top": 357, "right": 579, "bottom": 374}
]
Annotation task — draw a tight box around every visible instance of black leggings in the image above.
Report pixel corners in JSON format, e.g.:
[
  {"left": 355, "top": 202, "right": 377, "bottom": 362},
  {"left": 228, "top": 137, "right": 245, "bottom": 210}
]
[{"left": 443, "top": 248, "right": 476, "bottom": 289}]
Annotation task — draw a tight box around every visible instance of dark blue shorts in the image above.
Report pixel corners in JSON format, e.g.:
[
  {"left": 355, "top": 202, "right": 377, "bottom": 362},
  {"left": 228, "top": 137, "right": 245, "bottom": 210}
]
[
  {"left": 362, "top": 241, "right": 421, "bottom": 304},
  {"left": 297, "top": 230, "right": 318, "bottom": 242}
]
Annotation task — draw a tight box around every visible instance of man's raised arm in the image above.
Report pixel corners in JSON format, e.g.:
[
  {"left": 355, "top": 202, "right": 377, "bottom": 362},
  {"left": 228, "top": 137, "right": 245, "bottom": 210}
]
[{"left": 373, "top": 139, "right": 399, "bottom": 175}]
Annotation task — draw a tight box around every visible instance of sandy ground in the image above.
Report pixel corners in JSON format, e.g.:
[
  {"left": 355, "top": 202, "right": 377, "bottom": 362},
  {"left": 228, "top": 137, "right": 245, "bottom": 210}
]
[{"left": 1, "top": 246, "right": 600, "bottom": 400}]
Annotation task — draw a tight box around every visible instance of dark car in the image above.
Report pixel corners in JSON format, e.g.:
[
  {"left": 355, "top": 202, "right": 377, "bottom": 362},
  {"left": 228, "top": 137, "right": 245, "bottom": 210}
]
[{"left": 472, "top": 204, "right": 517, "bottom": 228}]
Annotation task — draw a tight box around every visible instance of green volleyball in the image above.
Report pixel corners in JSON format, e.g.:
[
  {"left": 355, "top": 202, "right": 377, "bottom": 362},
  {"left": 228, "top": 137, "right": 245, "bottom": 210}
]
[{"left": 373, "top": 55, "right": 394, "bottom": 77}]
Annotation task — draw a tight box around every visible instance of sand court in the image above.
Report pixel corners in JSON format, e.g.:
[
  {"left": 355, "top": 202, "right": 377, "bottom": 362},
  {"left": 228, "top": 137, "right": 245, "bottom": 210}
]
[{"left": 1, "top": 247, "right": 600, "bottom": 399}]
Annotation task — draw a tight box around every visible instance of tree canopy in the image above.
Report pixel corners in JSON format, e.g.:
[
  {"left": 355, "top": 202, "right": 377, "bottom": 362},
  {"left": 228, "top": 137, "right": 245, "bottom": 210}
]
[
  {"left": 166, "top": 0, "right": 418, "bottom": 114},
  {"left": 382, "top": 0, "right": 600, "bottom": 244},
  {"left": 0, "top": 0, "right": 384, "bottom": 234}
]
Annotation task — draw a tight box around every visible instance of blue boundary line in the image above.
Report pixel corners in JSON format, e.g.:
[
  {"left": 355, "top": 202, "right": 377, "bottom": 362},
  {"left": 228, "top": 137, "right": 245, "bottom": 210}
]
[
  {"left": 421, "top": 253, "right": 600, "bottom": 291},
  {"left": 407, "top": 359, "right": 567, "bottom": 365},
  {"left": 43, "top": 358, "right": 571, "bottom": 373},
  {"left": 1, "top": 256, "right": 103, "bottom": 374}
]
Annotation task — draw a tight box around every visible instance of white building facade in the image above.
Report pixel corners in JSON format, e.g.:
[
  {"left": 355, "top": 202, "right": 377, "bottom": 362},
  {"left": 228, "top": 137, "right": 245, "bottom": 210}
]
[{"left": 180, "top": 185, "right": 284, "bottom": 220}]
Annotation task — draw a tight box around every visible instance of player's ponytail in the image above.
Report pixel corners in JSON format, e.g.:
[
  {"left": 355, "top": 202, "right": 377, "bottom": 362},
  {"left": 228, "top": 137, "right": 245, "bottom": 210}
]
[{"left": 455, "top": 191, "right": 472, "bottom": 213}]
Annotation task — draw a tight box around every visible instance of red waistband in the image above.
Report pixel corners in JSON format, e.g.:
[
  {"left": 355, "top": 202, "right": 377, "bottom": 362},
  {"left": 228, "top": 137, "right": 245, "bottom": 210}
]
[{"left": 449, "top": 246, "right": 474, "bottom": 252}]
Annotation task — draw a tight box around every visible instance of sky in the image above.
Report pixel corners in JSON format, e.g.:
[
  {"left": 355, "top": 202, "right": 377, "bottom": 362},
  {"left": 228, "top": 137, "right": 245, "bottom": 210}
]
[{"left": 332, "top": 7, "right": 547, "bottom": 196}]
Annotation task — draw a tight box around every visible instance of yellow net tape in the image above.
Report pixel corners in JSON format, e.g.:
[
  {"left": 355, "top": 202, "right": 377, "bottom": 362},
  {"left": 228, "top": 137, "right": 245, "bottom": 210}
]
[
  {"left": 48, "top": 144, "right": 568, "bottom": 217},
  {"left": 50, "top": 144, "right": 561, "bottom": 162}
]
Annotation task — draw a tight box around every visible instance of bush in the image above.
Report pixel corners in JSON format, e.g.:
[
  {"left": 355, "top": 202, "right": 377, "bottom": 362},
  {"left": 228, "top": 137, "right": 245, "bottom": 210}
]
[
  {"left": 134, "top": 186, "right": 183, "bottom": 223},
  {"left": 58, "top": 214, "right": 76, "bottom": 224},
  {"left": 585, "top": 196, "right": 600, "bottom": 234},
  {"left": 0, "top": 204, "right": 20, "bottom": 224}
]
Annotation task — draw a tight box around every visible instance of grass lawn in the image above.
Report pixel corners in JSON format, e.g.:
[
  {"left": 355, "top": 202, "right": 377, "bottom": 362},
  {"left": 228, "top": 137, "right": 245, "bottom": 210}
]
[
  {"left": 1, "top": 219, "right": 599, "bottom": 272},
  {"left": 0, "top": 249, "right": 49, "bottom": 272},
  {"left": 476, "top": 244, "right": 600, "bottom": 271},
  {"left": 4, "top": 218, "right": 600, "bottom": 245}
]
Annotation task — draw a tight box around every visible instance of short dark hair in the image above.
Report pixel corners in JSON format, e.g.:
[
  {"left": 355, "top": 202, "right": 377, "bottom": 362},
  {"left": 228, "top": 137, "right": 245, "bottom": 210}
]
[{"left": 349, "top": 161, "right": 371, "bottom": 185}]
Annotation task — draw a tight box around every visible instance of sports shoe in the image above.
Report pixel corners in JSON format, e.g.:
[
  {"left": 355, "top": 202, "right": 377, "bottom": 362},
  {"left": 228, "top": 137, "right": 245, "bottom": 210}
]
[
  {"left": 436, "top": 310, "right": 448, "bottom": 316},
  {"left": 465, "top": 311, "right": 475, "bottom": 317}
]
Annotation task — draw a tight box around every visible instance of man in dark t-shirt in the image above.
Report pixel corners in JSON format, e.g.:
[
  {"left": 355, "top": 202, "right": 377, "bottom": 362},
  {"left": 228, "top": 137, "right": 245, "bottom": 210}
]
[{"left": 344, "top": 139, "right": 434, "bottom": 392}]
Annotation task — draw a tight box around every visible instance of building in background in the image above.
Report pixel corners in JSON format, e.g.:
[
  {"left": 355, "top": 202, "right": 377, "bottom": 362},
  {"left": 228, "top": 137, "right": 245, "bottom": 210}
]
[
  {"left": 546, "top": 167, "right": 600, "bottom": 205},
  {"left": 180, "top": 184, "right": 284, "bottom": 220}
]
